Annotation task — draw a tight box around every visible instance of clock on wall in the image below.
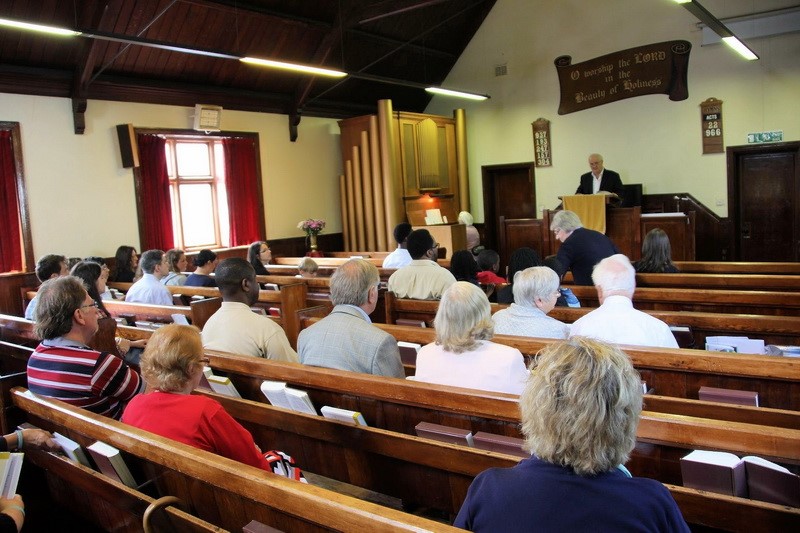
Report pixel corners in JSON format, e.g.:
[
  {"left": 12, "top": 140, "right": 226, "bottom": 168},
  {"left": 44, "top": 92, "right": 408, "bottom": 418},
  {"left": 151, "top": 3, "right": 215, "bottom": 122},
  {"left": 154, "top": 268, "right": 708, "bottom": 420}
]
[{"left": 193, "top": 104, "right": 223, "bottom": 132}]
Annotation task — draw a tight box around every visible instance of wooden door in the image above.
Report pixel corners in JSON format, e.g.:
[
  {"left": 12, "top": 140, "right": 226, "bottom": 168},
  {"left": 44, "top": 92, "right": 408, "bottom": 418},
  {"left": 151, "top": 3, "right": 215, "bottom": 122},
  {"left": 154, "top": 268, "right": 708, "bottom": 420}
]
[
  {"left": 727, "top": 142, "right": 800, "bottom": 261},
  {"left": 481, "top": 163, "right": 536, "bottom": 268}
]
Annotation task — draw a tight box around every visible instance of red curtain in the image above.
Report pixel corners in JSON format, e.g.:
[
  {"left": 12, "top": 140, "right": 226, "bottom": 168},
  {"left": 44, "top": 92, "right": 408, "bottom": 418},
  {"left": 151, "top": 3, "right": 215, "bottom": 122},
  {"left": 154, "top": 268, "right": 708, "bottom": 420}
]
[
  {"left": 0, "top": 131, "right": 22, "bottom": 272},
  {"left": 137, "top": 134, "right": 174, "bottom": 251},
  {"left": 222, "top": 137, "right": 262, "bottom": 246}
]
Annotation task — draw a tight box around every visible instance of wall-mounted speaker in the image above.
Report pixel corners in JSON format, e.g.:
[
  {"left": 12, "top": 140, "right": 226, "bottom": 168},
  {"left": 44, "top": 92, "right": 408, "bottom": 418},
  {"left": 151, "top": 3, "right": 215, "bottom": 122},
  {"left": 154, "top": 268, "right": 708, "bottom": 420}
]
[{"left": 116, "top": 124, "right": 140, "bottom": 168}]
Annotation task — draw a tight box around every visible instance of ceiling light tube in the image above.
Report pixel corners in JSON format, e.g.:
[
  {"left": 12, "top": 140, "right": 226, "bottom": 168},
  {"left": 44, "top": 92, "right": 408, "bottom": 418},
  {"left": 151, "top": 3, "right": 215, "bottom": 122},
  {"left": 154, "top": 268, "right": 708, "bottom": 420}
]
[
  {"left": 240, "top": 57, "right": 347, "bottom": 78},
  {"left": 0, "top": 17, "right": 81, "bottom": 37},
  {"left": 425, "top": 87, "right": 489, "bottom": 101},
  {"left": 721, "top": 36, "right": 759, "bottom": 60}
]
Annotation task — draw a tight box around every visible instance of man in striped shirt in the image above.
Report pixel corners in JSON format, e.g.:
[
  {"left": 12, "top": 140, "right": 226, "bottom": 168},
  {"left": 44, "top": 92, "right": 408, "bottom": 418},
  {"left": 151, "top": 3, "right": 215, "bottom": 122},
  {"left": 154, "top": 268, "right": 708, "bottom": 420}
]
[{"left": 27, "top": 276, "right": 144, "bottom": 419}]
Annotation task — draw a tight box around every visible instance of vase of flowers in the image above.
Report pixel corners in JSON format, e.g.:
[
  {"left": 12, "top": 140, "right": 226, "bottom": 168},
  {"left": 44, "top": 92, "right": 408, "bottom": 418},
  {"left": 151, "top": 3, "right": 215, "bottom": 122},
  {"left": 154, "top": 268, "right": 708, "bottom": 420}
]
[{"left": 298, "top": 218, "right": 326, "bottom": 252}]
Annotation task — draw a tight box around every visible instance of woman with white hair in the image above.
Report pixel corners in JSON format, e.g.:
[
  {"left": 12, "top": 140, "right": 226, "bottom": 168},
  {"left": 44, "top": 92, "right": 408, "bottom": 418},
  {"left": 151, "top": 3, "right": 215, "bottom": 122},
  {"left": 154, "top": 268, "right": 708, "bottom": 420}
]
[
  {"left": 414, "top": 282, "right": 528, "bottom": 394},
  {"left": 458, "top": 211, "right": 480, "bottom": 251},
  {"left": 492, "top": 267, "right": 569, "bottom": 339},
  {"left": 550, "top": 210, "right": 618, "bottom": 286},
  {"left": 455, "top": 337, "right": 689, "bottom": 532}
]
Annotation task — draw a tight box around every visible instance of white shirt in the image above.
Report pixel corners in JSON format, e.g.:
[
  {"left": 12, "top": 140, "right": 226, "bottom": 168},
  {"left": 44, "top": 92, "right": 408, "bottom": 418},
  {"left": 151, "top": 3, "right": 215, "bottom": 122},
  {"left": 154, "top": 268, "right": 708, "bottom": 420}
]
[
  {"left": 382, "top": 247, "right": 412, "bottom": 268},
  {"left": 125, "top": 273, "right": 174, "bottom": 306},
  {"left": 414, "top": 340, "right": 528, "bottom": 395},
  {"left": 202, "top": 302, "right": 298, "bottom": 362},
  {"left": 592, "top": 170, "right": 604, "bottom": 193},
  {"left": 569, "top": 295, "right": 678, "bottom": 348}
]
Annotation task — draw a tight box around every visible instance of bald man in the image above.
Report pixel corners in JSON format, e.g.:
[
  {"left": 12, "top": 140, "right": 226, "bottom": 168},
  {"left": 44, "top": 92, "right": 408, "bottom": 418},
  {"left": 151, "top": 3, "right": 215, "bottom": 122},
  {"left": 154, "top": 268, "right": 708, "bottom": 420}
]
[{"left": 576, "top": 153, "right": 623, "bottom": 197}]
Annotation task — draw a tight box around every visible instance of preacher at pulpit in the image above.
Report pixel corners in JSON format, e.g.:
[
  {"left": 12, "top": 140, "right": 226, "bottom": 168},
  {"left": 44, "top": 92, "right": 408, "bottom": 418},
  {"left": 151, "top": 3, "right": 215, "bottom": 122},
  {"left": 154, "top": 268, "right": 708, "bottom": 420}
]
[{"left": 576, "top": 153, "right": 623, "bottom": 197}]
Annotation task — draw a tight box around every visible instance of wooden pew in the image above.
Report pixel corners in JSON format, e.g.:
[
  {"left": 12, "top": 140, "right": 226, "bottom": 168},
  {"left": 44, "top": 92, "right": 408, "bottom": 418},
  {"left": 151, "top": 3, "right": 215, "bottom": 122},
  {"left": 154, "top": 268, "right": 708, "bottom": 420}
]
[
  {"left": 384, "top": 291, "right": 800, "bottom": 345},
  {"left": 634, "top": 273, "right": 800, "bottom": 292},
  {"left": 12, "top": 388, "right": 463, "bottom": 533},
  {"left": 673, "top": 261, "right": 800, "bottom": 275},
  {"left": 197, "top": 388, "right": 800, "bottom": 531},
  {"left": 565, "top": 285, "right": 800, "bottom": 316}
]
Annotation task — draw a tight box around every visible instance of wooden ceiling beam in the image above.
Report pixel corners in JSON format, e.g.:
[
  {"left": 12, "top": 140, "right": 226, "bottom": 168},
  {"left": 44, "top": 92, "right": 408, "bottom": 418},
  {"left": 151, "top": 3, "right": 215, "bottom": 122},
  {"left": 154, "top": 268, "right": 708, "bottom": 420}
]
[{"left": 71, "top": 0, "right": 126, "bottom": 134}]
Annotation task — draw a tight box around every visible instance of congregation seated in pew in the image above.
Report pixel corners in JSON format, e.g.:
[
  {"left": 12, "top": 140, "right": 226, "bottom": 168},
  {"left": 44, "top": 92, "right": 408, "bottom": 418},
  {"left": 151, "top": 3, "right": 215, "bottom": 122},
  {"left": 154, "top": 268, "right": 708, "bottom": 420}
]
[
  {"left": 125, "top": 249, "right": 174, "bottom": 306},
  {"left": 382, "top": 222, "right": 413, "bottom": 268},
  {"left": 496, "top": 247, "right": 542, "bottom": 304},
  {"left": 161, "top": 248, "right": 189, "bottom": 286},
  {"left": 415, "top": 282, "right": 528, "bottom": 395},
  {"left": 202, "top": 258, "right": 298, "bottom": 362},
  {"left": 492, "top": 267, "right": 569, "bottom": 340},
  {"left": 26, "top": 276, "right": 143, "bottom": 419},
  {"left": 298, "top": 259, "right": 404, "bottom": 378},
  {"left": 635, "top": 228, "right": 680, "bottom": 273},
  {"left": 184, "top": 249, "right": 218, "bottom": 287},
  {"left": 387, "top": 228, "right": 456, "bottom": 300},
  {"left": 24, "top": 253, "right": 69, "bottom": 321},
  {"left": 296, "top": 257, "right": 319, "bottom": 278},
  {"left": 570, "top": 254, "right": 679, "bottom": 349},
  {"left": 455, "top": 337, "right": 689, "bottom": 532},
  {"left": 123, "top": 324, "right": 297, "bottom": 475},
  {"left": 111, "top": 245, "right": 139, "bottom": 283}
]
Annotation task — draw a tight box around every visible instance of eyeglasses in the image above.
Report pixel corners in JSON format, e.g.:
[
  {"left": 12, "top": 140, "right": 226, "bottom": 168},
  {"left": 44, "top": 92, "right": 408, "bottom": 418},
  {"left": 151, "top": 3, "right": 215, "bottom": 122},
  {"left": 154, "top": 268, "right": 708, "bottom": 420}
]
[
  {"left": 430, "top": 243, "right": 440, "bottom": 250},
  {"left": 198, "top": 357, "right": 210, "bottom": 365},
  {"left": 80, "top": 301, "right": 100, "bottom": 310}
]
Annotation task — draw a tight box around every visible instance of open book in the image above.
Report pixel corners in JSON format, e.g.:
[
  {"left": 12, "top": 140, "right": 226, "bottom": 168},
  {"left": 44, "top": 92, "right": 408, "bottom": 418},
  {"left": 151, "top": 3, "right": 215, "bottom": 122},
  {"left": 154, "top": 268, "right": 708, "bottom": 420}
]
[
  {"left": 87, "top": 441, "right": 137, "bottom": 488},
  {"left": 260, "top": 381, "right": 317, "bottom": 415},
  {"left": 0, "top": 452, "right": 24, "bottom": 498},
  {"left": 320, "top": 406, "right": 367, "bottom": 426},
  {"left": 681, "top": 450, "right": 800, "bottom": 506}
]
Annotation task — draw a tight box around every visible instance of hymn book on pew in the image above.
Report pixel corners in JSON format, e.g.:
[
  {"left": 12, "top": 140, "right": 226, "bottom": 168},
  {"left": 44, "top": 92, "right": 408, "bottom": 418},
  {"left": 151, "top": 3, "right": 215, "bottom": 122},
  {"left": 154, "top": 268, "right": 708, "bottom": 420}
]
[
  {"left": 207, "top": 375, "right": 242, "bottom": 398},
  {"left": 53, "top": 432, "right": 91, "bottom": 467},
  {"left": 260, "top": 381, "right": 317, "bottom": 415},
  {"left": 681, "top": 450, "right": 800, "bottom": 506},
  {"left": 705, "top": 336, "right": 765, "bottom": 354},
  {"left": 320, "top": 406, "right": 368, "bottom": 426},
  {"left": 397, "top": 341, "right": 421, "bottom": 366},
  {"left": 86, "top": 441, "right": 137, "bottom": 488},
  {"left": 0, "top": 452, "right": 23, "bottom": 498},
  {"left": 698, "top": 386, "right": 759, "bottom": 407},
  {"left": 415, "top": 422, "right": 474, "bottom": 447}
]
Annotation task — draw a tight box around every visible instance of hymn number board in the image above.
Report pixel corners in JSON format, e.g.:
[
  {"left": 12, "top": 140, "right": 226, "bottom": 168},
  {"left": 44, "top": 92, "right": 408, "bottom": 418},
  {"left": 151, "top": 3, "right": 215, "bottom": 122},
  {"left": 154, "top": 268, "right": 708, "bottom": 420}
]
[
  {"left": 700, "top": 98, "right": 724, "bottom": 154},
  {"left": 532, "top": 118, "right": 552, "bottom": 167}
]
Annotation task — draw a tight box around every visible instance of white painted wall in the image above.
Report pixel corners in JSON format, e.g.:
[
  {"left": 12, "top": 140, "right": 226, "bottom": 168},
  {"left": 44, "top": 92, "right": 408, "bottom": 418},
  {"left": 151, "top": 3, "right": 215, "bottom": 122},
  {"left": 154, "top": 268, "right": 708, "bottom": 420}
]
[
  {"left": 0, "top": 94, "right": 342, "bottom": 258},
  {"left": 426, "top": 0, "right": 800, "bottom": 221}
]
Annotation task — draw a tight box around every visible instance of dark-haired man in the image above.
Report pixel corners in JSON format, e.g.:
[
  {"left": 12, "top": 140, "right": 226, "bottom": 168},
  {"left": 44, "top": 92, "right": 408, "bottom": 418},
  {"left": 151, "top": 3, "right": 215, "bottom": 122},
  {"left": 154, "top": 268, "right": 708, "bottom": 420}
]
[
  {"left": 387, "top": 229, "right": 456, "bottom": 300},
  {"left": 185, "top": 249, "right": 218, "bottom": 287},
  {"left": 125, "top": 249, "right": 173, "bottom": 305},
  {"left": 25, "top": 253, "right": 69, "bottom": 320},
  {"left": 201, "top": 258, "right": 298, "bottom": 361},
  {"left": 382, "top": 222, "right": 413, "bottom": 268},
  {"left": 27, "top": 276, "right": 143, "bottom": 419}
]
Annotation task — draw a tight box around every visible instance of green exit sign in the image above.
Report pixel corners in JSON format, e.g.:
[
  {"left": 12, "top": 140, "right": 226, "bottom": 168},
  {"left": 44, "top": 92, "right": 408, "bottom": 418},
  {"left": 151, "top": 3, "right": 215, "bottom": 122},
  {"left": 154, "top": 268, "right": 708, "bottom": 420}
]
[{"left": 747, "top": 131, "right": 783, "bottom": 143}]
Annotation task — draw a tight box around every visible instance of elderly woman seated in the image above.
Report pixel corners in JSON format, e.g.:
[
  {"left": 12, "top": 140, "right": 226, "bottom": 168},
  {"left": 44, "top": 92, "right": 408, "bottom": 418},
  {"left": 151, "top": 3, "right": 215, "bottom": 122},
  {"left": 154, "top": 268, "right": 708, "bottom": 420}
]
[
  {"left": 492, "top": 267, "right": 569, "bottom": 339},
  {"left": 122, "top": 324, "right": 274, "bottom": 471},
  {"left": 454, "top": 337, "right": 689, "bottom": 532},
  {"left": 414, "top": 282, "right": 528, "bottom": 395}
]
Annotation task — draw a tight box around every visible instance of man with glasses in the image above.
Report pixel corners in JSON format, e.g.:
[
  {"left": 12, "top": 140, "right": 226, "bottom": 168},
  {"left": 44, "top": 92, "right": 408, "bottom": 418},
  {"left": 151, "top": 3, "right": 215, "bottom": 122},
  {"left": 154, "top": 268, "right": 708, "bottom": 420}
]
[
  {"left": 298, "top": 259, "right": 404, "bottom": 378},
  {"left": 387, "top": 229, "right": 456, "bottom": 300},
  {"left": 492, "top": 267, "right": 570, "bottom": 339},
  {"left": 125, "top": 249, "right": 174, "bottom": 305},
  {"left": 27, "top": 276, "right": 143, "bottom": 419}
]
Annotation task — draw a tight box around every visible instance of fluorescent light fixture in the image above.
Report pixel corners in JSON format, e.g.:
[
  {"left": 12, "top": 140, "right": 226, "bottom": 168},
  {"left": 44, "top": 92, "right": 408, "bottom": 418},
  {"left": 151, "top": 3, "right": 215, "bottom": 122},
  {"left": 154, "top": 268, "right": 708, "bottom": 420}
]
[
  {"left": 679, "top": 0, "right": 759, "bottom": 60},
  {"left": 425, "top": 87, "right": 489, "bottom": 101},
  {"left": 721, "top": 36, "right": 759, "bottom": 60},
  {"left": 0, "top": 17, "right": 81, "bottom": 37},
  {"left": 240, "top": 57, "right": 347, "bottom": 78},
  {"left": 672, "top": 0, "right": 691, "bottom": 3}
]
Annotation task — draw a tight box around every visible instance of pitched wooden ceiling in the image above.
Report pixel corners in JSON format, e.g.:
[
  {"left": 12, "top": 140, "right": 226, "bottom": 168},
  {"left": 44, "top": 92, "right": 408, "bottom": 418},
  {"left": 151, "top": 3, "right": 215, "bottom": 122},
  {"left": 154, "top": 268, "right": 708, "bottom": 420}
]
[{"left": 0, "top": 0, "right": 496, "bottom": 129}]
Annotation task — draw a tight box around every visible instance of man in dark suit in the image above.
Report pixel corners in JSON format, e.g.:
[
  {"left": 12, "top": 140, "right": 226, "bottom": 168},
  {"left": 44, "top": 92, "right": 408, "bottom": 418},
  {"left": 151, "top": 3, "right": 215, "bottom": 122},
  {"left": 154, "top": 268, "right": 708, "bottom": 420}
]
[{"left": 575, "top": 153, "right": 623, "bottom": 197}]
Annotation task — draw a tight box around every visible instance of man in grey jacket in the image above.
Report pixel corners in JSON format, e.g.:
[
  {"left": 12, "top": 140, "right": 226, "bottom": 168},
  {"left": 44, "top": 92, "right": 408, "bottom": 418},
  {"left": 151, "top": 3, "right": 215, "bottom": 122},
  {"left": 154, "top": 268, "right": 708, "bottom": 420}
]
[{"left": 298, "top": 259, "right": 404, "bottom": 378}]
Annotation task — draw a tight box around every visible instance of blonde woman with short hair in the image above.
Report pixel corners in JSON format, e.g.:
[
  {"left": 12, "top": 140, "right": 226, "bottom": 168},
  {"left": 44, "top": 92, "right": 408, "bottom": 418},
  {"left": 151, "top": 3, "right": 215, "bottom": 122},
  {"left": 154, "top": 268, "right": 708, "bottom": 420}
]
[
  {"left": 455, "top": 337, "right": 689, "bottom": 532},
  {"left": 413, "top": 282, "right": 528, "bottom": 394}
]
